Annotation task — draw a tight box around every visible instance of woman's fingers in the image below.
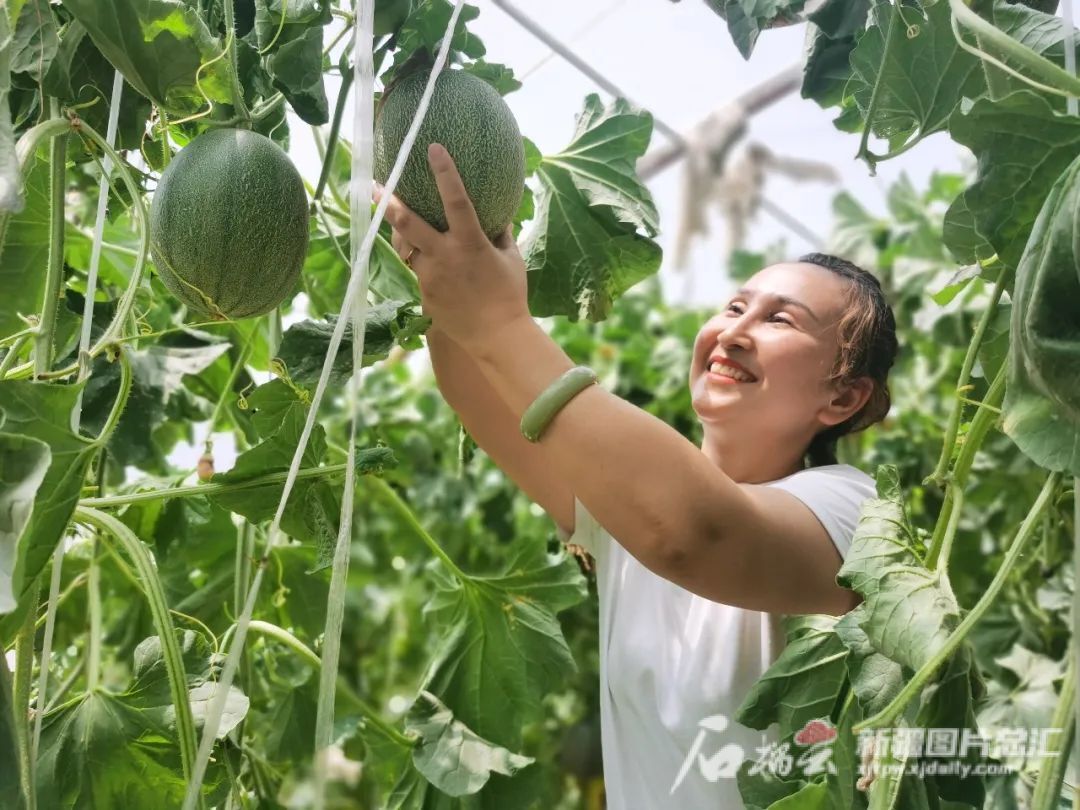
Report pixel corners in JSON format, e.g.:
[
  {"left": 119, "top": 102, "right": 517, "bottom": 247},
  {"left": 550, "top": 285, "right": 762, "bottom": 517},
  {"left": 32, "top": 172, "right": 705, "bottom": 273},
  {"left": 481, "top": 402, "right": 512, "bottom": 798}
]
[
  {"left": 377, "top": 187, "right": 441, "bottom": 254},
  {"left": 427, "top": 143, "right": 486, "bottom": 245}
]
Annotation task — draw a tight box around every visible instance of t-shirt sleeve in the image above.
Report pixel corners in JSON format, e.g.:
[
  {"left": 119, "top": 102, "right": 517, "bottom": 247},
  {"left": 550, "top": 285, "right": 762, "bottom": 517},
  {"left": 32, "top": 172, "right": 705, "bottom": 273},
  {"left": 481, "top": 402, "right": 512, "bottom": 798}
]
[
  {"left": 764, "top": 465, "right": 877, "bottom": 560},
  {"left": 556, "top": 496, "right": 607, "bottom": 558}
]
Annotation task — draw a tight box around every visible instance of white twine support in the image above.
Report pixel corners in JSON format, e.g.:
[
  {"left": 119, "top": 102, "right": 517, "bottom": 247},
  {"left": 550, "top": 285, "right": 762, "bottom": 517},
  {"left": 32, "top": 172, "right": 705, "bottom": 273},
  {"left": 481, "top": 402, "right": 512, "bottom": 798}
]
[
  {"left": 75, "top": 70, "right": 126, "bottom": 406},
  {"left": 32, "top": 69, "right": 124, "bottom": 766},
  {"left": 311, "top": 0, "right": 375, "bottom": 805},
  {"left": 182, "top": 3, "right": 469, "bottom": 806}
]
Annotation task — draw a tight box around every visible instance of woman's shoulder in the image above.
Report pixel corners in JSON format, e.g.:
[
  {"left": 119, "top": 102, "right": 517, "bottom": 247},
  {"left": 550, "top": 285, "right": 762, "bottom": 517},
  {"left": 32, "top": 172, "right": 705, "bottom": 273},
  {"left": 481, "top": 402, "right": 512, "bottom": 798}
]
[
  {"left": 769, "top": 463, "right": 876, "bottom": 493},
  {"left": 762, "top": 464, "right": 878, "bottom": 559}
]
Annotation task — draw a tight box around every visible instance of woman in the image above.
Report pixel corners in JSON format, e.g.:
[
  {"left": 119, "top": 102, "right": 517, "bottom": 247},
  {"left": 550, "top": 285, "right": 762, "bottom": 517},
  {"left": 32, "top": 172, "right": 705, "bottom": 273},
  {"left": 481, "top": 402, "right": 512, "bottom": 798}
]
[{"left": 376, "top": 144, "right": 897, "bottom": 808}]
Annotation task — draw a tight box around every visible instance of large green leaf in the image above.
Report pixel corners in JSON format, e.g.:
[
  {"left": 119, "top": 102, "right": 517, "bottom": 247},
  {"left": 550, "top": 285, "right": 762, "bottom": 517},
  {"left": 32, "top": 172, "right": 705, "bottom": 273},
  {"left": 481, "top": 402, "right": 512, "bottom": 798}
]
[
  {"left": 209, "top": 380, "right": 397, "bottom": 567},
  {"left": 268, "top": 25, "right": 328, "bottom": 125},
  {"left": 801, "top": 0, "right": 871, "bottom": 109},
  {"left": 943, "top": 91, "right": 1080, "bottom": 269},
  {"left": 987, "top": 0, "right": 1080, "bottom": 112},
  {"left": 0, "top": 154, "right": 48, "bottom": 337},
  {"left": 60, "top": 0, "right": 232, "bottom": 114},
  {"left": 36, "top": 630, "right": 231, "bottom": 809},
  {"left": 1002, "top": 152, "right": 1080, "bottom": 475},
  {"left": 42, "top": 21, "right": 153, "bottom": 152},
  {"left": 275, "top": 301, "right": 429, "bottom": 389},
  {"left": 80, "top": 343, "right": 229, "bottom": 470},
  {"left": 0, "top": 651, "right": 19, "bottom": 803},
  {"left": 836, "top": 466, "right": 962, "bottom": 672},
  {"left": 522, "top": 95, "right": 662, "bottom": 322},
  {"left": 8, "top": 0, "right": 59, "bottom": 80},
  {"left": 0, "top": 433, "right": 51, "bottom": 614},
  {"left": 849, "top": 0, "right": 983, "bottom": 165},
  {"left": 0, "top": 381, "right": 95, "bottom": 632},
  {"left": 703, "top": 0, "right": 808, "bottom": 59},
  {"left": 0, "top": 10, "right": 20, "bottom": 214},
  {"left": 416, "top": 538, "right": 586, "bottom": 751},
  {"left": 406, "top": 690, "right": 532, "bottom": 797},
  {"left": 737, "top": 615, "right": 849, "bottom": 735}
]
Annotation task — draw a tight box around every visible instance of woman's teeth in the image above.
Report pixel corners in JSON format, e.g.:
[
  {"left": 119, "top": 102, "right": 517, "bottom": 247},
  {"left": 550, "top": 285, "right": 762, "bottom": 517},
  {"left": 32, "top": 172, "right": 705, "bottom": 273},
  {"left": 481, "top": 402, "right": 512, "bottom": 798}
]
[{"left": 708, "top": 362, "right": 752, "bottom": 382}]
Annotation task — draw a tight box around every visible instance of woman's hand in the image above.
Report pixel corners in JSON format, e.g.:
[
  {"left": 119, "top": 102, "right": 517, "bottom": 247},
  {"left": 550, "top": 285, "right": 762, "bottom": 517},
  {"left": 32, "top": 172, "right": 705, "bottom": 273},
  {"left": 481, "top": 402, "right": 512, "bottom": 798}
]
[{"left": 375, "top": 143, "right": 531, "bottom": 357}]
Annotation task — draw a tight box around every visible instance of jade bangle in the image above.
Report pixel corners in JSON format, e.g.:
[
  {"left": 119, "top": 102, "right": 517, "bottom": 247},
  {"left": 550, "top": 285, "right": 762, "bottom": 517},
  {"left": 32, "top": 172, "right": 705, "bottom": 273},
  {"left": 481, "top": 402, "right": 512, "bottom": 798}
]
[{"left": 520, "top": 366, "right": 598, "bottom": 443}]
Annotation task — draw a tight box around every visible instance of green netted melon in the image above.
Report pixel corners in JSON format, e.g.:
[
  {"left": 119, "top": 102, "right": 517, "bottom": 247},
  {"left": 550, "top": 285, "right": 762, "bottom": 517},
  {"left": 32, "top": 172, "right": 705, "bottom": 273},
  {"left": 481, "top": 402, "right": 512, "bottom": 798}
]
[
  {"left": 149, "top": 128, "right": 309, "bottom": 320},
  {"left": 373, "top": 69, "right": 526, "bottom": 240}
]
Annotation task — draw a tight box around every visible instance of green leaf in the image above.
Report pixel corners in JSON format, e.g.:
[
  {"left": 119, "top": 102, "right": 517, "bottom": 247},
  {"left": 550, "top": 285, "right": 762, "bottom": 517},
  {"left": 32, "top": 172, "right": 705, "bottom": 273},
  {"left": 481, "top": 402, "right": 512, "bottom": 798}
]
[
  {"left": 836, "top": 466, "right": 962, "bottom": 673},
  {"left": 704, "top": 0, "right": 808, "bottom": 59},
  {"left": 406, "top": 690, "right": 533, "bottom": 797},
  {"left": 988, "top": 0, "right": 1080, "bottom": 112},
  {"left": 9, "top": 0, "right": 59, "bottom": 80},
  {"left": 36, "top": 691, "right": 194, "bottom": 808},
  {"left": 0, "top": 154, "right": 48, "bottom": 337},
  {"left": 417, "top": 539, "right": 587, "bottom": 750},
  {"left": 769, "top": 781, "right": 831, "bottom": 809},
  {"left": 1002, "top": 152, "right": 1080, "bottom": 475},
  {"left": 913, "top": 646, "right": 985, "bottom": 806},
  {"left": 0, "top": 381, "right": 95, "bottom": 631},
  {"left": 36, "top": 631, "right": 231, "bottom": 809},
  {"left": 80, "top": 343, "right": 230, "bottom": 471},
  {"left": 275, "top": 301, "right": 429, "bottom": 389},
  {"left": 269, "top": 25, "right": 329, "bottom": 125},
  {"left": 0, "top": 653, "right": 19, "bottom": 803},
  {"left": 523, "top": 95, "right": 662, "bottom": 322},
  {"left": 0, "top": 11, "right": 20, "bottom": 214},
  {"left": 59, "top": 0, "right": 232, "bottom": 114},
  {"left": 737, "top": 615, "right": 849, "bottom": 736},
  {"left": 42, "top": 21, "right": 153, "bottom": 152},
  {"left": 0, "top": 433, "right": 51, "bottom": 614},
  {"left": 943, "top": 91, "right": 1080, "bottom": 269},
  {"left": 834, "top": 611, "right": 904, "bottom": 715},
  {"left": 849, "top": 0, "right": 983, "bottom": 160}
]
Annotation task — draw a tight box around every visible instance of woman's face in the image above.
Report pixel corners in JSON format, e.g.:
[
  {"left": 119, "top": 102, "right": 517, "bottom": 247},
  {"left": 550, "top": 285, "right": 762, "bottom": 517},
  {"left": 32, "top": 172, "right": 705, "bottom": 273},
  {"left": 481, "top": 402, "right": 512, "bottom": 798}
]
[{"left": 689, "top": 262, "right": 863, "bottom": 441}]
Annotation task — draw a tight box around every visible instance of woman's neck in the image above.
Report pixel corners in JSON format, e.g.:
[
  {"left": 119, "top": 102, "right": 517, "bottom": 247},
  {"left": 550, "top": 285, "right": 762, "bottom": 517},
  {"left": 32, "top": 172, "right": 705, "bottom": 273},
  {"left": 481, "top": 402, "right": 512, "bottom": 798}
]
[{"left": 699, "top": 428, "right": 807, "bottom": 484}]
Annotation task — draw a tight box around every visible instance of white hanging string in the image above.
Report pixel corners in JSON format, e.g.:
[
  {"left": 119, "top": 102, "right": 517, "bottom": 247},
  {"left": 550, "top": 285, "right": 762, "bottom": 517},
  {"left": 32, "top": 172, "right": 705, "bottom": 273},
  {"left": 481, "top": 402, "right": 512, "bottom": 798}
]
[
  {"left": 311, "top": 0, "right": 374, "bottom": 805},
  {"left": 182, "top": 3, "right": 469, "bottom": 805},
  {"left": 73, "top": 70, "right": 126, "bottom": 430},
  {"left": 31, "top": 69, "right": 124, "bottom": 765},
  {"left": 1063, "top": 0, "right": 1077, "bottom": 116}
]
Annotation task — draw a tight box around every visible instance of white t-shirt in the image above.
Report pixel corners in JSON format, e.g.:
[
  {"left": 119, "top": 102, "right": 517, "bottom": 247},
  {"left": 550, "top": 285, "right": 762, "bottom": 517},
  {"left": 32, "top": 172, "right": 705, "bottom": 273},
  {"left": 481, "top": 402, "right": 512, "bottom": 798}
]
[{"left": 559, "top": 463, "right": 876, "bottom": 810}]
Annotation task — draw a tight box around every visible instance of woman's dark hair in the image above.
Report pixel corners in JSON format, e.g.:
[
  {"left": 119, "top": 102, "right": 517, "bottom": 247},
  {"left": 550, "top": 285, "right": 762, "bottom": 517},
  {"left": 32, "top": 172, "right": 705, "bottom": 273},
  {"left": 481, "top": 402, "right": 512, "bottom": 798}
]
[{"left": 796, "top": 253, "right": 899, "bottom": 468}]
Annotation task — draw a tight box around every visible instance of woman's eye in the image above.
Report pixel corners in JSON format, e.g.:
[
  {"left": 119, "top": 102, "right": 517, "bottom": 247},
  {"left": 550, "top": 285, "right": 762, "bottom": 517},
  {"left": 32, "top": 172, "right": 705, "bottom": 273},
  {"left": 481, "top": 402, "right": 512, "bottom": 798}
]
[
  {"left": 726, "top": 303, "right": 743, "bottom": 314},
  {"left": 769, "top": 314, "right": 791, "bottom": 325}
]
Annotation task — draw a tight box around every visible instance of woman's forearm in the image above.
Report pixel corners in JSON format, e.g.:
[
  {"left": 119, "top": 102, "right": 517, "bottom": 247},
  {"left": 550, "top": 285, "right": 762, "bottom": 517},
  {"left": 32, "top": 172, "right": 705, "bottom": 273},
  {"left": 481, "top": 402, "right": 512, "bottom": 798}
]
[{"left": 470, "top": 317, "right": 740, "bottom": 565}]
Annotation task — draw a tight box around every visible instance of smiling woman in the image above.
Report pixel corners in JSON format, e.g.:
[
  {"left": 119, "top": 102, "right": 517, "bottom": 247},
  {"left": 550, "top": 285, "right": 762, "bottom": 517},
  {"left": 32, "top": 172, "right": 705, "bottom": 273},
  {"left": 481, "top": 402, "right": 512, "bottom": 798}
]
[{"left": 383, "top": 143, "right": 899, "bottom": 809}]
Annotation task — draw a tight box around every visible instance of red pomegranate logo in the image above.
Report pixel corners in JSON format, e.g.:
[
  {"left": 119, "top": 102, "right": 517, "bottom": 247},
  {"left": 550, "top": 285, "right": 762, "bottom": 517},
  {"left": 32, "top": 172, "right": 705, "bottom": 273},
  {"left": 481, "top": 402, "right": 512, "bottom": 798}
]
[{"left": 794, "top": 719, "right": 838, "bottom": 746}]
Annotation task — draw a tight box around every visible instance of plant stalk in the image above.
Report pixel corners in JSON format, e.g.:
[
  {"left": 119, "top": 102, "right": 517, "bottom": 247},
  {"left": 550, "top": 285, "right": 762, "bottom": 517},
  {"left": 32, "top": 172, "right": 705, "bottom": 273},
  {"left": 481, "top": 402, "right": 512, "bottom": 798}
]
[
  {"left": 924, "top": 361, "right": 1006, "bottom": 568},
  {"left": 245, "top": 620, "right": 415, "bottom": 748},
  {"left": 0, "top": 334, "right": 30, "bottom": 378},
  {"left": 223, "top": 0, "right": 251, "bottom": 125},
  {"left": 928, "top": 269, "right": 1008, "bottom": 486},
  {"left": 855, "top": 471, "right": 1063, "bottom": 733},
  {"left": 1030, "top": 648, "right": 1075, "bottom": 810},
  {"left": 73, "top": 507, "right": 202, "bottom": 803},
  {"left": 365, "top": 476, "right": 469, "bottom": 581},
  {"left": 34, "top": 102, "right": 67, "bottom": 378},
  {"left": 79, "top": 460, "right": 355, "bottom": 509},
  {"left": 12, "top": 579, "right": 41, "bottom": 810}
]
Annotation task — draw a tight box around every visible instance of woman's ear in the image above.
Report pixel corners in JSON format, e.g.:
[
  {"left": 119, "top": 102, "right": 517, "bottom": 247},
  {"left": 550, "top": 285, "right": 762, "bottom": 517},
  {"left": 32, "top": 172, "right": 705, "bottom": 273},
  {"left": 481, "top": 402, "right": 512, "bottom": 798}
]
[{"left": 819, "top": 376, "right": 874, "bottom": 428}]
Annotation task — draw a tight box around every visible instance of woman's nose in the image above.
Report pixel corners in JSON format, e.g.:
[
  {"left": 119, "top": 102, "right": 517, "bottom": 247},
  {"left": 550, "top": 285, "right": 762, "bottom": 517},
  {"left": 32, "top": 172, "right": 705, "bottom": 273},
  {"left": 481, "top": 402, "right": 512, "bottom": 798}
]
[{"left": 718, "top": 316, "right": 754, "bottom": 350}]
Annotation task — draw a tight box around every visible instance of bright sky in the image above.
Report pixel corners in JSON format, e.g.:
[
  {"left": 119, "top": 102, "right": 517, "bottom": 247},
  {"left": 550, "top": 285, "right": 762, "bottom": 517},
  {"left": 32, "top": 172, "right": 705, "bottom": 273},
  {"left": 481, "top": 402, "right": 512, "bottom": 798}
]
[{"left": 288, "top": 0, "right": 972, "bottom": 309}]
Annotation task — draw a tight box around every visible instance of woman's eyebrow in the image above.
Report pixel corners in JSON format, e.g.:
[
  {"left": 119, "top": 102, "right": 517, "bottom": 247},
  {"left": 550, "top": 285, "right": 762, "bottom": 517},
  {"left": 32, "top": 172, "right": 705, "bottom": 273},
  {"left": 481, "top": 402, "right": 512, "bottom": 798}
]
[{"left": 733, "top": 288, "right": 820, "bottom": 323}]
